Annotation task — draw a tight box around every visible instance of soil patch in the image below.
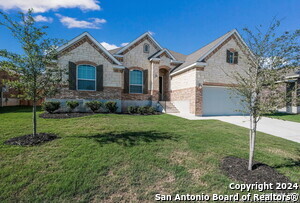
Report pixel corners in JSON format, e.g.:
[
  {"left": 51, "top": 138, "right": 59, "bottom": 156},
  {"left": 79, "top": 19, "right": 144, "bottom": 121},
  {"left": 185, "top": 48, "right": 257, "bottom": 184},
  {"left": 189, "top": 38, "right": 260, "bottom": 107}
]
[
  {"left": 4, "top": 133, "right": 59, "bottom": 146},
  {"left": 40, "top": 112, "right": 95, "bottom": 119},
  {"left": 221, "top": 156, "right": 292, "bottom": 192}
]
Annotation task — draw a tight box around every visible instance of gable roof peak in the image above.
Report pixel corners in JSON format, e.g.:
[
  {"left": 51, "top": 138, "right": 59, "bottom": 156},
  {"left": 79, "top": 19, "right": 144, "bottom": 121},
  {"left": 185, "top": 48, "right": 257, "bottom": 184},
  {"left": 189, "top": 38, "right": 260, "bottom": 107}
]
[
  {"left": 115, "top": 31, "right": 163, "bottom": 55},
  {"left": 56, "top": 32, "right": 122, "bottom": 65}
]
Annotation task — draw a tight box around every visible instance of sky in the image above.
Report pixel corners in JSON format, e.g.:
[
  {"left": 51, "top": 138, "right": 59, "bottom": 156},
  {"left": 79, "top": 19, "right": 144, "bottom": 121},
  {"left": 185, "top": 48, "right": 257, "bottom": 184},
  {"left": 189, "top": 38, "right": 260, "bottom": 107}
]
[{"left": 0, "top": 0, "right": 299, "bottom": 55}]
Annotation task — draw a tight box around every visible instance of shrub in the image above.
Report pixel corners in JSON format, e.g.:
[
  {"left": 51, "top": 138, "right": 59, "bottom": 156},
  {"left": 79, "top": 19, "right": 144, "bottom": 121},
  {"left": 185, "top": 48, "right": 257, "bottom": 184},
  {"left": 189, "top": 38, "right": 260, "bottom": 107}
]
[
  {"left": 128, "top": 106, "right": 138, "bottom": 114},
  {"left": 137, "top": 106, "right": 147, "bottom": 115},
  {"left": 136, "top": 106, "right": 156, "bottom": 115},
  {"left": 85, "top": 101, "right": 102, "bottom": 113},
  {"left": 42, "top": 101, "right": 60, "bottom": 114},
  {"left": 147, "top": 106, "right": 156, "bottom": 114},
  {"left": 66, "top": 101, "right": 79, "bottom": 112},
  {"left": 105, "top": 101, "right": 118, "bottom": 113}
]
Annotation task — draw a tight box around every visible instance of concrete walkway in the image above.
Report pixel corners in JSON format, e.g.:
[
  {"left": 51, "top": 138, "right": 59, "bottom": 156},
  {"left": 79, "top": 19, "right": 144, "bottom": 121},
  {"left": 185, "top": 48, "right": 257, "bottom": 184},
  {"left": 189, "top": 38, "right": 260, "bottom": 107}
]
[{"left": 169, "top": 113, "right": 300, "bottom": 143}]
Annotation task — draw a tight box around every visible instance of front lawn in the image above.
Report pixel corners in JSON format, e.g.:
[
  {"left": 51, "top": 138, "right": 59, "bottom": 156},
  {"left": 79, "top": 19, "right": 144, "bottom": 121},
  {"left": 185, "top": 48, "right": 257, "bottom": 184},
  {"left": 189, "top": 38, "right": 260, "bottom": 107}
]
[
  {"left": 0, "top": 107, "right": 299, "bottom": 202},
  {"left": 266, "top": 112, "right": 300, "bottom": 123}
]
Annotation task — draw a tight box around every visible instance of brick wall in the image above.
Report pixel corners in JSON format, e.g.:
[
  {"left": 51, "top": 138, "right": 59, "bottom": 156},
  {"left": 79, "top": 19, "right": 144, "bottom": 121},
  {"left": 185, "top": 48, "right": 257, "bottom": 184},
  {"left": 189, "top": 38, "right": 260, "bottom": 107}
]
[
  {"left": 0, "top": 70, "right": 21, "bottom": 106},
  {"left": 170, "top": 86, "right": 202, "bottom": 115},
  {"left": 52, "top": 87, "right": 122, "bottom": 100}
]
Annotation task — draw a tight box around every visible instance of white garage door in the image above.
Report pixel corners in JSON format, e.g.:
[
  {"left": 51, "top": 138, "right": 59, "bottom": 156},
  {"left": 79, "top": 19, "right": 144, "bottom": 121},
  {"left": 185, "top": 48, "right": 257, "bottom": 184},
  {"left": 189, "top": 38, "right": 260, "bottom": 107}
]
[{"left": 202, "top": 86, "right": 246, "bottom": 116}]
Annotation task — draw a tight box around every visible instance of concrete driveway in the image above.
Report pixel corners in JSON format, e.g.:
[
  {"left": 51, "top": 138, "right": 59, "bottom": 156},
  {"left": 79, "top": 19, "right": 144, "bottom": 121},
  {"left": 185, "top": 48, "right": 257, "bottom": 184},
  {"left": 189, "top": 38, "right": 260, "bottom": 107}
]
[{"left": 169, "top": 113, "right": 300, "bottom": 143}]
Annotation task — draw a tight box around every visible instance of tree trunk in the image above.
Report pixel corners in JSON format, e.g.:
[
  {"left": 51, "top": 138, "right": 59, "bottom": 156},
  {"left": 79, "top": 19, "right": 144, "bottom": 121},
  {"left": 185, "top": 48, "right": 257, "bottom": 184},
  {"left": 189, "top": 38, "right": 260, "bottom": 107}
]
[
  {"left": 33, "top": 100, "right": 37, "bottom": 136},
  {"left": 248, "top": 114, "right": 257, "bottom": 170}
]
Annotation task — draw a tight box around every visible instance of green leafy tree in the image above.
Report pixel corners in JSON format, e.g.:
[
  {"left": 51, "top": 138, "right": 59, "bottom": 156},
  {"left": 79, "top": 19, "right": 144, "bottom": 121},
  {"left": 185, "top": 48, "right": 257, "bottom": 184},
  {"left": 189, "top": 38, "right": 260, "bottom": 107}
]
[
  {"left": 231, "top": 20, "right": 300, "bottom": 170},
  {"left": 0, "top": 9, "right": 65, "bottom": 136}
]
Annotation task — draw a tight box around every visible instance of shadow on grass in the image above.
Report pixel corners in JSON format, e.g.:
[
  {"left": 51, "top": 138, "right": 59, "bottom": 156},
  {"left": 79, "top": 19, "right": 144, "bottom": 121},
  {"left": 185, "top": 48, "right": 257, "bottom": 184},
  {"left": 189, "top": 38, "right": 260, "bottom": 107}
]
[
  {"left": 75, "top": 131, "right": 178, "bottom": 147},
  {"left": 265, "top": 112, "right": 294, "bottom": 117},
  {"left": 0, "top": 106, "right": 42, "bottom": 113},
  {"left": 273, "top": 149, "right": 300, "bottom": 169}
]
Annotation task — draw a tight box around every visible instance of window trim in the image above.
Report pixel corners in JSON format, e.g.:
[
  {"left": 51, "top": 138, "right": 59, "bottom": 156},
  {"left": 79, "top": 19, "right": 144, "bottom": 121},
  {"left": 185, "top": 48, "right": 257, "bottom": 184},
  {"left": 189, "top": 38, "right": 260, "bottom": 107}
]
[
  {"left": 129, "top": 69, "right": 143, "bottom": 94},
  {"left": 143, "top": 43, "right": 150, "bottom": 53},
  {"left": 227, "top": 50, "right": 238, "bottom": 64},
  {"left": 76, "top": 64, "right": 97, "bottom": 91}
]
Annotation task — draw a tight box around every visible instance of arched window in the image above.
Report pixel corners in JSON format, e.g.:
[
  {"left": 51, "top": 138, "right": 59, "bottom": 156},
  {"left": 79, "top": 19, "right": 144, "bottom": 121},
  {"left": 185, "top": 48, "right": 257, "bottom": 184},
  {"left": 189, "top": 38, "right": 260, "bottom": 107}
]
[
  {"left": 143, "top": 43, "right": 150, "bottom": 53},
  {"left": 129, "top": 70, "right": 143, "bottom": 93},
  {"left": 77, "top": 65, "right": 96, "bottom": 91}
]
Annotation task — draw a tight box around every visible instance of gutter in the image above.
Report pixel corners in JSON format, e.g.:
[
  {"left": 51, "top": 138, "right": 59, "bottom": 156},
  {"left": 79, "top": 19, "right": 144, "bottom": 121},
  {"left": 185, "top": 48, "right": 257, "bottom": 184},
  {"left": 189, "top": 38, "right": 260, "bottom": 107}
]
[
  {"left": 149, "top": 58, "right": 161, "bottom": 62},
  {"left": 170, "top": 62, "right": 207, "bottom": 76}
]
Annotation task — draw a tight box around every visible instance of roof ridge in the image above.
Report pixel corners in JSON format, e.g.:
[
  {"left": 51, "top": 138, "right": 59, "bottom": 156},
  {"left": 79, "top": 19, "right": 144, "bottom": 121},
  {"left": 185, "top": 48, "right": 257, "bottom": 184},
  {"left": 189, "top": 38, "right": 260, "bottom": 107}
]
[{"left": 186, "top": 30, "right": 233, "bottom": 57}]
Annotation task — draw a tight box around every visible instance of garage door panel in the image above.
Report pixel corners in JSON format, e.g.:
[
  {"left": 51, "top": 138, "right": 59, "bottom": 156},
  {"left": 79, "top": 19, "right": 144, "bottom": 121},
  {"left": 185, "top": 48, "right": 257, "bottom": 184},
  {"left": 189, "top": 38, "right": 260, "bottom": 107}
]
[{"left": 203, "top": 86, "right": 247, "bottom": 116}]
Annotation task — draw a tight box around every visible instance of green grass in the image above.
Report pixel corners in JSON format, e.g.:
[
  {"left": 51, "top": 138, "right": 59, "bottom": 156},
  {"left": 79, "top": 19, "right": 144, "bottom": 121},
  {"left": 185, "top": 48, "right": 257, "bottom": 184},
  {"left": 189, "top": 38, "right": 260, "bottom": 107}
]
[
  {"left": 0, "top": 106, "right": 299, "bottom": 202},
  {"left": 266, "top": 112, "right": 300, "bottom": 123}
]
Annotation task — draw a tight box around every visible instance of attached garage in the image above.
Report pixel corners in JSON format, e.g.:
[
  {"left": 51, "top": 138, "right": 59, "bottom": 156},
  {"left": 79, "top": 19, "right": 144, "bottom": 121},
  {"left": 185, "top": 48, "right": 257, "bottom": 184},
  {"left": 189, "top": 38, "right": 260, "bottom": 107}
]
[{"left": 202, "top": 86, "right": 247, "bottom": 116}]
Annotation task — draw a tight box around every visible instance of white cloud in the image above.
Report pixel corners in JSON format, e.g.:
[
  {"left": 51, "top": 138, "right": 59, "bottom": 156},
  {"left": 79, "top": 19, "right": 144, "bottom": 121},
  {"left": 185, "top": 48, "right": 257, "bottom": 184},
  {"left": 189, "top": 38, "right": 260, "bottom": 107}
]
[
  {"left": 120, "top": 42, "right": 129, "bottom": 47},
  {"left": 100, "top": 42, "right": 131, "bottom": 50},
  {"left": 34, "top": 15, "right": 53, "bottom": 23},
  {"left": 100, "top": 42, "right": 119, "bottom": 50},
  {"left": 55, "top": 14, "right": 106, "bottom": 29},
  {"left": 149, "top": 31, "right": 155, "bottom": 35},
  {"left": 0, "top": 0, "right": 101, "bottom": 13}
]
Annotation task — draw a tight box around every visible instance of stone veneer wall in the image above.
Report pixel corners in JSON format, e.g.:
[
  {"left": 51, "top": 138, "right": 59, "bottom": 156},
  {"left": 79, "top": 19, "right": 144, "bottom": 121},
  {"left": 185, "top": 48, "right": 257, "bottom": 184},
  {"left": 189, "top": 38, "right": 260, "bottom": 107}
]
[
  {"left": 203, "top": 36, "right": 250, "bottom": 84},
  {"left": 58, "top": 41, "right": 122, "bottom": 87},
  {"left": 170, "top": 69, "right": 202, "bottom": 115}
]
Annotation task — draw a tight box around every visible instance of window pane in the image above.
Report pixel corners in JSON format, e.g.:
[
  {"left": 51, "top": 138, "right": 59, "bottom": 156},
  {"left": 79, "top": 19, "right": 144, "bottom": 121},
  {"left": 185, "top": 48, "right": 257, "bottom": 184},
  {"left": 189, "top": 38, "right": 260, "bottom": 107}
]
[
  {"left": 130, "top": 85, "right": 143, "bottom": 93},
  {"left": 144, "top": 44, "right": 149, "bottom": 52},
  {"left": 78, "top": 80, "right": 95, "bottom": 90},
  {"left": 130, "top": 70, "right": 143, "bottom": 85},
  {"left": 229, "top": 52, "right": 234, "bottom": 63},
  {"left": 78, "top": 65, "right": 95, "bottom": 79}
]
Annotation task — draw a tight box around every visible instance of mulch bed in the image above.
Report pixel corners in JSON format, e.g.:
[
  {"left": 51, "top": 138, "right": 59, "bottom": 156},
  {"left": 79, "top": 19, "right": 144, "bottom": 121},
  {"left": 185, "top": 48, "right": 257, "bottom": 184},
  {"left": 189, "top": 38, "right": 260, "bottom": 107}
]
[
  {"left": 221, "top": 156, "right": 292, "bottom": 192},
  {"left": 4, "top": 133, "right": 59, "bottom": 146},
  {"left": 40, "top": 112, "right": 95, "bottom": 119},
  {"left": 40, "top": 112, "right": 162, "bottom": 119}
]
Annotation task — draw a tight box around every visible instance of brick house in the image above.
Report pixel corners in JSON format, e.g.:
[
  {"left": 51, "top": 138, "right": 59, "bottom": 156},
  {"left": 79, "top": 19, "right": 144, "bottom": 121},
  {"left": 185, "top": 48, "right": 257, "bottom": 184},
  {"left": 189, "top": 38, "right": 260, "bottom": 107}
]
[
  {"left": 0, "top": 70, "right": 21, "bottom": 107},
  {"left": 50, "top": 29, "right": 252, "bottom": 116}
]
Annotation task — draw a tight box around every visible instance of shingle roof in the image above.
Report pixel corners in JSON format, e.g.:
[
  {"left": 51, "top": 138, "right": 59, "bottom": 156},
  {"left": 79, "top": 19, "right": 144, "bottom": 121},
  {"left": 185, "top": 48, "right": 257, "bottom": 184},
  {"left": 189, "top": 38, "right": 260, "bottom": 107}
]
[
  {"left": 171, "top": 30, "right": 234, "bottom": 73},
  {"left": 168, "top": 50, "right": 187, "bottom": 61},
  {"left": 108, "top": 47, "right": 122, "bottom": 54}
]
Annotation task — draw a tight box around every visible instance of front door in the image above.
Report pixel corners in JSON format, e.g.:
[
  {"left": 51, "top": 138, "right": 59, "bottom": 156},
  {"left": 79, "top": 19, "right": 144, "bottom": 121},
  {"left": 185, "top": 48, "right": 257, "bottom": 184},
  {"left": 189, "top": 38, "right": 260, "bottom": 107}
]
[{"left": 159, "top": 76, "right": 163, "bottom": 101}]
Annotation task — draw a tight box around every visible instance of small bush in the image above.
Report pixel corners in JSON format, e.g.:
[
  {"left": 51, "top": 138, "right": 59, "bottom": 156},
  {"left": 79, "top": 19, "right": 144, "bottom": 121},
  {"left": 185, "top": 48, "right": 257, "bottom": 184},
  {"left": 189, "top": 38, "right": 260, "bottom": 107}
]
[
  {"left": 42, "top": 101, "right": 60, "bottom": 114},
  {"left": 137, "top": 106, "right": 147, "bottom": 115},
  {"left": 128, "top": 106, "right": 138, "bottom": 114},
  {"left": 135, "top": 106, "right": 156, "bottom": 115},
  {"left": 85, "top": 101, "right": 102, "bottom": 113},
  {"left": 147, "top": 106, "right": 156, "bottom": 114},
  {"left": 105, "top": 101, "right": 118, "bottom": 113},
  {"left": 66, "top": 101, "right": 79, "bottom": 112}
]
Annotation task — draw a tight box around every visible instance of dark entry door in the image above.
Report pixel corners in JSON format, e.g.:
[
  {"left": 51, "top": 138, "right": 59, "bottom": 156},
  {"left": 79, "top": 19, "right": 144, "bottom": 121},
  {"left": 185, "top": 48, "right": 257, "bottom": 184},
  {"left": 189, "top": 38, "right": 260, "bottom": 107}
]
[{"left": 159, "top": 76, "right": 163, "bottom": 100}]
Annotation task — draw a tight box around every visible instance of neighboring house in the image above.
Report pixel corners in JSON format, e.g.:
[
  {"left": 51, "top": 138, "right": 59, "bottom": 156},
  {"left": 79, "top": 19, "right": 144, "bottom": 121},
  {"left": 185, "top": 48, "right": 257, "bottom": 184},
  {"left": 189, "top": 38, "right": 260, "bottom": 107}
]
[
  {"left": 0, "top": 70, "right": 21, "bottom": 107},
  {"left": 282, "top": 69, "right": 300, "bottom": 114},
  {"left": 51, "top": 29, "right": 252, "bottom": 116}
]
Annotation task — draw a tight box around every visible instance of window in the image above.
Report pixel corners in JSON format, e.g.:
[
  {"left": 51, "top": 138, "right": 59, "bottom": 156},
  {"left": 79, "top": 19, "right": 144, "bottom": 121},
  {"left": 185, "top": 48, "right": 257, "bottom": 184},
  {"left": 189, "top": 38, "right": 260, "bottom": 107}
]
[
  {"left": 129, "top": 70, "right": 143, "bottom": 93},
  {"left": 77, "top": 65, "right": 96, "bottom": 91},
  {"left": 143, "top": 43, "right": 150, "bottom": 53},
  {"left": 226, "top": 50, "right": 238, "bottom": 64}
]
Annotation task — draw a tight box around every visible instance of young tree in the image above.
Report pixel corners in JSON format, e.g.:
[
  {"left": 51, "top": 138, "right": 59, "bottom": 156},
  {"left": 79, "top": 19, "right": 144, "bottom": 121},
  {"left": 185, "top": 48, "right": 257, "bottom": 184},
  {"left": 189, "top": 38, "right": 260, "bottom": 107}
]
[
  {"left": 0, "top": 9, "right": 65, "bottom": 136},
  {"left": 231, "top": 20, "right": 300, "bottom": 170}
]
